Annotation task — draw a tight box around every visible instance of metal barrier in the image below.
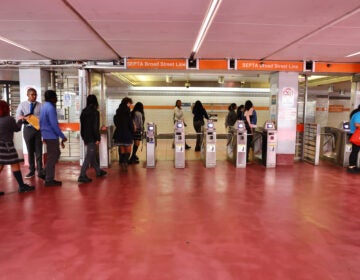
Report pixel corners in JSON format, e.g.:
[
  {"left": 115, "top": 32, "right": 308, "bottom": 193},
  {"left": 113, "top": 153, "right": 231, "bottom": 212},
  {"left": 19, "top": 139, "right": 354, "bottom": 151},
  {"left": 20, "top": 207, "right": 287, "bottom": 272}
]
[
  {"left": 146, "top": 122, "right": 157, "bottom": 168},
  {"left": 303, "top": 123, "right": 321, "bottom": 165},
  {"left": 227, "top": 120, "right": 247, "bottom": 168},
  {"left": 174, "top": 120, "right": 185, "bottom": 168},
  {"left": 320, "top": 122, "right": 351, "bottom": 167},
  {"left": 202, "top": 120, "right": 216, "bottom": 168},
  {"left": 253, "top": 121, "right": 277, "bottom": 168}
]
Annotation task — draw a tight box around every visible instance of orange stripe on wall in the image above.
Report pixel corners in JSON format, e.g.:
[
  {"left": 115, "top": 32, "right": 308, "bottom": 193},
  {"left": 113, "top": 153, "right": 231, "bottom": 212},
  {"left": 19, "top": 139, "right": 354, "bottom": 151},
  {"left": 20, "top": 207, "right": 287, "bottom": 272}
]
[
  {"left": 143, "top": 105, "right": 269, "bottom": 111},
  {"left": 144, "top": 105, "right": 175, "bottom": 109},
  {"left": 199, "top": 60, "right": 228, "bottom": 70},
  {"left": 59, "top": 123, "right": 80, "bottom": 131}
]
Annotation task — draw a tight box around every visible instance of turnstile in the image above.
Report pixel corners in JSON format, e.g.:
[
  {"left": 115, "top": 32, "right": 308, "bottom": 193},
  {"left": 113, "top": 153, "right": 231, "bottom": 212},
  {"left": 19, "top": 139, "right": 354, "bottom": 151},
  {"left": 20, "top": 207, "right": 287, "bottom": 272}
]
[
  {"left": 340, "top": 121, "right": 352, "bottom": 167},
  {"left": 202, "top": 120, "right": 216, "bottom": 168},
  {"left": 260, "top": 121, "right": 277, "bottom": 168},
  {"left": 227, "top": 120, "right": 247, "bottom": 168},
  {"left": 174, "top": 120, "right": 185, "bottom": 168},
  {"left": 321, "top": 121, "right": 353, "bottom": 167},
  {"left": 146, "top": 122, "right": 156, "bottom": 168}
]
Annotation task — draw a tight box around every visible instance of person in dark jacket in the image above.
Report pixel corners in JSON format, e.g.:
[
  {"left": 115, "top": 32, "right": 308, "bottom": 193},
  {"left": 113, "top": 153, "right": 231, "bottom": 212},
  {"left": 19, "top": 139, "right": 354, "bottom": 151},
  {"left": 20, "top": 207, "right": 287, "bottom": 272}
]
[
  {"left": 237, "top": 104, "right": 245, "bottom": 120},
  {"left": 225, "top": 103, "right": 237, "bottom": 144},
  {"left": 0, "top": 100, "right": 35, "bottom": 195},
  {"left": 78, "top": 95, "right": 107, "bottom": 183},
  {"left": 113, "top": 97, "right": 134, "bottom": 171},
  {"left": 129, "top": 102, "right": 145, "bottom": 164},
  {"left": 244, "top": 100, "right": 255, "bottom": 162},
  {"left": 192, "top": 100, "right": 209, "bottom": 151}
]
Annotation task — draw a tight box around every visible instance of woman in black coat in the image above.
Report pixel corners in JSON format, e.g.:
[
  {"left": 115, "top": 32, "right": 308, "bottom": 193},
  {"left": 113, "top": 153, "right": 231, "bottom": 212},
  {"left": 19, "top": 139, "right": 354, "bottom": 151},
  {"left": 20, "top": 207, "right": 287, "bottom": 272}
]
[
  {"left": 192, "top": 100, "right": 209, "bottom": 151},
  {"left": 113, "top": 97, "right": 134, "bottom": 171},
  {"left": 78, "top": 95, "right": 107, "bottom": 183}
]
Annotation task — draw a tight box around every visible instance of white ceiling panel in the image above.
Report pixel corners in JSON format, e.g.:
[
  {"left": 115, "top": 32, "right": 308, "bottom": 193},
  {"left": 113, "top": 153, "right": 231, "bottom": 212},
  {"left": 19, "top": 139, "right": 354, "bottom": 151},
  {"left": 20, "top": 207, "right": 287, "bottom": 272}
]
[
  {"left": 0, "top": 0, "right": 359, "bottom": 63},
  {"left": 109, "top": 41, "right": 194, "bottom": 58},
  {"left": 68, "top": 0, "right": 209, "bottom": 20},
  {"left": 0, "top": 41, "right": 45, "bottom": 60}
]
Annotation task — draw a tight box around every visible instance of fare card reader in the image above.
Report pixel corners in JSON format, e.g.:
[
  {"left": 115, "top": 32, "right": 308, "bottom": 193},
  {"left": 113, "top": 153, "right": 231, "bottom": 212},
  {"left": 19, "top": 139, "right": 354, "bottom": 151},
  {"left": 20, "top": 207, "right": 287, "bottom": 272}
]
[
  {"left": 232, "top": 120, "right": 247, "bottom": 168},
  {"left": 202, "top": 120, "right": 216, "bottom": 168},
  {"left": 174, "top": 120, "right": 185, "bottom": 168},
  {"left": 262, "top": 121, "right": 277, "bottom": 168},
  {"left": 146, "top": 122, "right": 156, "bottom": 168}
]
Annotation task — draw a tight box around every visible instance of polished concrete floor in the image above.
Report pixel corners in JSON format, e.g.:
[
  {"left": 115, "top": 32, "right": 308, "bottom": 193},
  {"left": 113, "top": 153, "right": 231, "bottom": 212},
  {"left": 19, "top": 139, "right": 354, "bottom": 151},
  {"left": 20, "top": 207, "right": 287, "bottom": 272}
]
[{"left": 1, "top": 140, "right": 360, "bottom": 280}]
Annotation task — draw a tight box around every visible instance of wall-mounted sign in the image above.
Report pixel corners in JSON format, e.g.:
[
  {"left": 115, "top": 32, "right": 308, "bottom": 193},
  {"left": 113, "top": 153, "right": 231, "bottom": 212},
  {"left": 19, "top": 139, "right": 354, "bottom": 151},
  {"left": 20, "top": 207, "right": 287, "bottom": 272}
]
[
  {"left": 127, "top": 59, "right": 186, "bottom": 69},
  {"left": 237, "top": 60, "right": 303, "bottom": 71},
  {"left": 281, "top": 87, "right": 296, "bottom": 105}
]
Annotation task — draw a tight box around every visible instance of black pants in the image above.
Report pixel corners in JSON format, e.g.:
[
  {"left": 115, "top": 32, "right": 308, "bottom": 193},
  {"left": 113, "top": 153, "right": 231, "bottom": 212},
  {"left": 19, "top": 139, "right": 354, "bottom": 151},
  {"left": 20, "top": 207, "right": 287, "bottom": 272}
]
[
  {"left": 44, "top": 139, "right": 61, "bottom": 181},
  {"left": 193, "top": 120, "right": 203, "bottom": 149},
  {"left": 23, "top": 126, "right": 43, "bottom": 173},
  {"left": 349, "top": 142, "right": 360, "bottom": 167}
]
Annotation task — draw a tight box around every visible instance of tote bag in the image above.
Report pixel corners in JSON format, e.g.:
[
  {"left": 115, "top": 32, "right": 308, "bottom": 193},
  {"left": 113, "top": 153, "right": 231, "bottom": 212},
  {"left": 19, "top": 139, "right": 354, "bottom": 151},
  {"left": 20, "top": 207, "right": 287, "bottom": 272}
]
[{"left": 350, "top": 128, "right": 360, "bottom": 145}]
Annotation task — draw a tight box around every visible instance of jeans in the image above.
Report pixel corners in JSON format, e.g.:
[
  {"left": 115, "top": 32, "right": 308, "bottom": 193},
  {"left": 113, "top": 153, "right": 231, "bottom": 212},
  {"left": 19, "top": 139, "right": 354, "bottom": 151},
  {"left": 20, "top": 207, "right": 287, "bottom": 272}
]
[{"left": 80, "top": 142, "right": 100, "bottom": 176}]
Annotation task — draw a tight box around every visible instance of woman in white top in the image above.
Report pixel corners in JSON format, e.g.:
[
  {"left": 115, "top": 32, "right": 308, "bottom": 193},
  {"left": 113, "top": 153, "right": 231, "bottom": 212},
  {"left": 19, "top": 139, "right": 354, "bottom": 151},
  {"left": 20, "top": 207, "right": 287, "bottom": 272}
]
[{"left": 173, "top": 100, "right": 191, "bottom": 149}]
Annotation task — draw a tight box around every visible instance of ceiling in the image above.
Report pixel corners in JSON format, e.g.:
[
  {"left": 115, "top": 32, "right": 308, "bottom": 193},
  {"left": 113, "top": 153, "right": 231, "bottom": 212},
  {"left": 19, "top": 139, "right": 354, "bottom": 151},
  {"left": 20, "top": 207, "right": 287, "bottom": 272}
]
[{"left": 1, "top": 0, "right": 360, "bottom": 86}]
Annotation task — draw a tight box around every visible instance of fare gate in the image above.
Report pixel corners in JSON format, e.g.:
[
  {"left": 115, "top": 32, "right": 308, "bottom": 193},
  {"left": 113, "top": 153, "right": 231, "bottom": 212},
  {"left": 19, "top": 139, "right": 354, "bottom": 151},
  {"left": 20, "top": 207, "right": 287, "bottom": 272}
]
[
  {"left": 202, "top": 120, "right": 216, "bottom": 168},
  {"left": 174, "top": 120, "right": 185, "bottom": 168},
  {"left": 146, "top": 122, "right": 156, "bottom": 168}
]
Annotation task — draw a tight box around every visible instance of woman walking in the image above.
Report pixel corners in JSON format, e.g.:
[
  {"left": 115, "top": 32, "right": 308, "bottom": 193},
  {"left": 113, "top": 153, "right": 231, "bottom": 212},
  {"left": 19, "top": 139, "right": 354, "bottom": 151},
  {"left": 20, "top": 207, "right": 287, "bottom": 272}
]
[
  {"left": 0, "top": 100, "right": 35, "bottom": 194},
  {"left": 192, "top": 100, "right": 209, "bottom": 151},
  {"left": 129, "top": 102, "right": 145, "bottom": 164},
  {"left": 78, "top": 95, "right": 107, "bottom": 183},
  {"left": 113, "top": 97, "right": 134, "bottom": 171}
]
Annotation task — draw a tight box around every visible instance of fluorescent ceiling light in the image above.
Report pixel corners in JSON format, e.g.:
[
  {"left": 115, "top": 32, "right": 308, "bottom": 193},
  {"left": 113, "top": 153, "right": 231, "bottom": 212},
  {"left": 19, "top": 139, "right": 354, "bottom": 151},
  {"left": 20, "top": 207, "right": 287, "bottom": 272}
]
[
  {"left": 192, "top": 0, "right": 223, "bottom": 54},
  {"left": 346, "top": 51, "right": 360, "bottom": 58},
  {"left": 129, "top": 86, "right": 269, "bottom": 93},
  {"left": 111, "top": 73, "right": 137, "bottom": 85},
  {"left": 0, "top": 36, "right": 31, "bottom": 52}
]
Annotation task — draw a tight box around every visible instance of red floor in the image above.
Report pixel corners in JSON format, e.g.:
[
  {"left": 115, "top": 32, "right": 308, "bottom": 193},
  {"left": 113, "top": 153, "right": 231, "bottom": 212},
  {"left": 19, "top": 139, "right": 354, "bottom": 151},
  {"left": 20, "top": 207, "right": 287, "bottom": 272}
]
[{"left": 1, "top": 157, "right": 360, "bottom": 280}]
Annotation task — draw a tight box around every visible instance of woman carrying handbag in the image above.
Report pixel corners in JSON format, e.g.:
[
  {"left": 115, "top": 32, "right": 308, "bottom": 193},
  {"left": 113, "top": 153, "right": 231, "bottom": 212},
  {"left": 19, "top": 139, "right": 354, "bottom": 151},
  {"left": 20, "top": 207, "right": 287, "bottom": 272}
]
[{"left": 348, "top": 107, "right": 360, "bottom": 172}]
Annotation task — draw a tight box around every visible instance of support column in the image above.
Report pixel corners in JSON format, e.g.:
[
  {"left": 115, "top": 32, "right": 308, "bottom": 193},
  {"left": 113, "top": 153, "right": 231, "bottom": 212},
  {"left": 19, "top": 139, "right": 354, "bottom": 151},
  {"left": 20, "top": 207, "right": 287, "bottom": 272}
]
[
  {"left": 350, "top": 74, "right": 360, "bottom": 110},
  {"left": 18, "top": 68, "right": 49, "bottom": 164},
  {"left": 269, "top": 72, "right": 299, "bottom": 165},
  {"left": 79, "top": 69, "right": 89, "bottom": 166}
]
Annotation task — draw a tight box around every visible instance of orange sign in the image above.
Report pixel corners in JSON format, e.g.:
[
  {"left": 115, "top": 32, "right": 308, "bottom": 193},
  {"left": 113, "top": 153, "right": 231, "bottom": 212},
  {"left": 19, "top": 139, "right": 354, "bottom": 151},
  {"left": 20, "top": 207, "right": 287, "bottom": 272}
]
[
  {"left": 237, "top": 60, "right": 303, "bottom": 71},
  {"left": 315, "top": 62, "right": 360, "bottom": 73},
  {"left": 127, "top": 59, "right": 186, "bottom": 69},
  {"left": 199, "top": 59, "right": 228, "bottom": 70}
]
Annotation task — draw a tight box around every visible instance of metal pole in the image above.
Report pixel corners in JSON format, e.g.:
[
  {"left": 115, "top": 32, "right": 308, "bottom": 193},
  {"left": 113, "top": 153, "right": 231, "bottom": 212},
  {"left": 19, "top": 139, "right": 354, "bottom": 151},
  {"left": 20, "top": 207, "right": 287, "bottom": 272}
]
[
  {"left": 301, "top": 74, "right": 309, "bottom": 161},
  {"left": 78, "top": 69, "right": 88, "bottom": 165}
]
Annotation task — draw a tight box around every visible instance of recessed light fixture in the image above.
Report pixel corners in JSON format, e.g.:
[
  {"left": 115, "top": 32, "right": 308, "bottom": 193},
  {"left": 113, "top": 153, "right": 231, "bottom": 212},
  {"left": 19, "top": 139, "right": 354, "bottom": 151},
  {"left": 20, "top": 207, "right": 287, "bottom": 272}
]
[
  {"left": 0, "top": 35, "right": 31, "bottom": 52},
  {"left": 346, "top": 51, "right": 360, "bottom": 58},
  {"left": 192, "top": 0, "right": 223, "bottom": 54}
]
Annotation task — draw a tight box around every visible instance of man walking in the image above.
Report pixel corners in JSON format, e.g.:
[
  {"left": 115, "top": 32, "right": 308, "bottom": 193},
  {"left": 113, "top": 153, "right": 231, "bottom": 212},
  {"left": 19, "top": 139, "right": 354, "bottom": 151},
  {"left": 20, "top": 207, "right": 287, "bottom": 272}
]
[{"left": 40, "top": 90, "right": 67, "bottom": 186}]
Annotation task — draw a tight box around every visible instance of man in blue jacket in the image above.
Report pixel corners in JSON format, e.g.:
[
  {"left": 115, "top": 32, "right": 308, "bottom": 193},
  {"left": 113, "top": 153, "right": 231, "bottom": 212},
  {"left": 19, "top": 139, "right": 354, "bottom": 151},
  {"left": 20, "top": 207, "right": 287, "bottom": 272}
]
[{"left": 40, "top": 90, "right": 67, "bottom": 186}]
